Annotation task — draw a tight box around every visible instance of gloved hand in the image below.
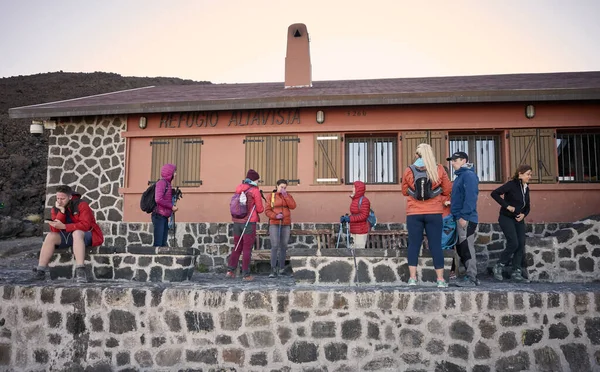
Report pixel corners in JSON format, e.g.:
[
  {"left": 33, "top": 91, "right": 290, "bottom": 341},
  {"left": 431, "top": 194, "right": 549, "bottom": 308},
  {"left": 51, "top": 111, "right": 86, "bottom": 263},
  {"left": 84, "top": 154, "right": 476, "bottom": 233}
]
[
  {"left": 280, "top": 189, "right": 287, "bottom": 197},
  {"left": 340, "top": 215, "right": 350, "bottom": 223},
  {"left": 276, "top": 213, "right": 284, "bottom": 220}
]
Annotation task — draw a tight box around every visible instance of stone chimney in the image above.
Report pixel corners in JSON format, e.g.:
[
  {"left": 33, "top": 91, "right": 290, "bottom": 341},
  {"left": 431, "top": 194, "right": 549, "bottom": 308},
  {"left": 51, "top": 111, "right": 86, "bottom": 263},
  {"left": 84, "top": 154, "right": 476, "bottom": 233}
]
[{"left": 285, "top": 23, "right": 312, "bottom": 88}]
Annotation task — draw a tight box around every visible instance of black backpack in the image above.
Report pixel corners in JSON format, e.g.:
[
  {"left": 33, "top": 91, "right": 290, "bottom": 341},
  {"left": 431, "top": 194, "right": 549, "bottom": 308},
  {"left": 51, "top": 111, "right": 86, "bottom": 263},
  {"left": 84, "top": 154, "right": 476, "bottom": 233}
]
[
  {"left": 408, "top": 165, "right": 441, "bottom": 201},
  {"left": 140, "top": 179, "right": 167, "bottom": 213}
]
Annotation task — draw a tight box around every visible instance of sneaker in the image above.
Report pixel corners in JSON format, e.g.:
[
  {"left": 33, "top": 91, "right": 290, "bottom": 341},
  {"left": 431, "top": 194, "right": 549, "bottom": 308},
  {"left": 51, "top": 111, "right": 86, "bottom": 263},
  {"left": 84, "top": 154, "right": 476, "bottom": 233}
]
[
  {"left": 225, "top": 271, "right": 236, "bottom": 279},
  {"left": 493, "top": 263, "right": 505, "bottom": 281},
  {"left": 32, "top": 268, "right": 46, "bottom": 281},
  {"left": 449, "top": 271, "right": 457, "bottom": 280},
  {"left": 436, "top": 279, "right": 448, "bottom": 288},
  {"left": 408, "top": 278, "right": 417, "bottom": 286},
  {"left": 455, "top": 276, "right": 477, "bottom": 287},
  {"left": 75, "top": 267, "right": 88, "bottom": 283},
  {"left": 511, "top": 269, "right": 530, "bottom": 283},
  {"left": 268, "top": 271, "right": 276, "bottom": 279},
  {"left": 242, "top": 275, "right": 254, "bottom": 282}
]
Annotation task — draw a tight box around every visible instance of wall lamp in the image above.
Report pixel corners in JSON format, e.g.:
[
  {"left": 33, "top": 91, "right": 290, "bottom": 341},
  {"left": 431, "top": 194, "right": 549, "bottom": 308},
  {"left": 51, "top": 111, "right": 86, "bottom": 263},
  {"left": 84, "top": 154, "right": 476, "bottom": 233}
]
[
  {"left": 139, "top": 116, "right": 148, "bottom": 129},
  {"left": 525, "top": 105, "right": 535, "bottom": 119},
  {"left": 316, "top": 110, "right": 325, "bottom": 124}
]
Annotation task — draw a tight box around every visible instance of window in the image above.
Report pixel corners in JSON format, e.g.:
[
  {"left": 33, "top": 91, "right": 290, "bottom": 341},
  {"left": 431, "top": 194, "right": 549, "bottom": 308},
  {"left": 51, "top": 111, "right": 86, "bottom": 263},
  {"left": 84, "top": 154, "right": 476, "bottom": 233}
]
[
  {"left": 557, "top": 131, "right": 600, "bottom": 182},
  {"left": 449, "top": 134, "right": 502, "bottom": 182},
  {"left": 345, "top": 136, "right": 397, "bottom": 184},
  {"left": 150, "top": 137, "right": 203, "bottom": 187},
  {"left": 509, "top": 129, "right": 557, "bottom": 184},
  {"left": 245, "top": 135, "right": 299, "bottom": 186}
]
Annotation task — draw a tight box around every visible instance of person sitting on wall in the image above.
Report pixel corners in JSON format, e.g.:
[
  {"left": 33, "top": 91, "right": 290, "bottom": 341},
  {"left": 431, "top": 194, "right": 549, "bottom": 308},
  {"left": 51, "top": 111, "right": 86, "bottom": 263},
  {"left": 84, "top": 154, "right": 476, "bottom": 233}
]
[
  {"left": 33, "top": 185, "right": 104, "bottom": 282},
  {"left": 264, "top": 179, "right": 297, "bottom": 278},
  {"left": 339, "top": 181, "right": 371, "bottom": 249},
  {"left": 153, "top": 163, "right": 178, "bottom": 247},
  {"left": 491, "top": 164, "right": 532, "bottom": 283}
]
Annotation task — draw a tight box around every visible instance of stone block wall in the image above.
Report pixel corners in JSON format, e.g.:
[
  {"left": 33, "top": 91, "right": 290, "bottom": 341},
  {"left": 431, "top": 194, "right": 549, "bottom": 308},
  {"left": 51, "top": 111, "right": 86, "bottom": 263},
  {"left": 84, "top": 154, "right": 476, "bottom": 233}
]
[
  {"left": 49, "top": 246, "right": 198, "bottom": 282},
  {"left": 1, "top": 284, "right": 600, "bottom": 371}
]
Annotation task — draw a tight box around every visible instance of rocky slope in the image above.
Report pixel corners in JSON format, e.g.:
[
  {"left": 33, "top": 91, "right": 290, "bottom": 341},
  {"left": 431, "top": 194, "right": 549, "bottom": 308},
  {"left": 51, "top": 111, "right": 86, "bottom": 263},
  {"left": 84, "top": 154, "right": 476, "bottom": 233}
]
[{"left": 0, "top": 72, "right": 207, "bottom": 239}]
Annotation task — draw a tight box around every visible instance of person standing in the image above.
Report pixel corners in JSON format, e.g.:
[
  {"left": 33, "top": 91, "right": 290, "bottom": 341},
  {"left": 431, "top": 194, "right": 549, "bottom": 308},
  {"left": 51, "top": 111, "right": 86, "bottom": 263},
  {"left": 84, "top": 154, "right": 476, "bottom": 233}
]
[
  {"left": 264, "top": 179, "right": 297, "bottom": 278},
  {"left": 153, "top": 163, "right": 177, "bottom": 247},
  {"left": 402, "top": 143, "right": 452, "bottom": 288},
  {"left": 33, "top": 185, "right": 104, "bottom": 282},
  {"left": 491, "top": 164, "right": 532, "bottom": 282},
  {"left": 227, "top": 169, "right": 264, "bottom": 281},
  {"left": 340, "top": 181, "right": 371, "bottom": 249},
  {"left": 447, "top": 151, "right": 480, "bottom": 287}
]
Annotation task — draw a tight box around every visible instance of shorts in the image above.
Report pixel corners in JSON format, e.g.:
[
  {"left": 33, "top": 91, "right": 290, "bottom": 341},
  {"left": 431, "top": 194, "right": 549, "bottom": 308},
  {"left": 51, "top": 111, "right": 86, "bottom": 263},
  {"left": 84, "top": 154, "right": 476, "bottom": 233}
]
[{"left": 57, "top": 231, "right": 93, "bottom": 248}]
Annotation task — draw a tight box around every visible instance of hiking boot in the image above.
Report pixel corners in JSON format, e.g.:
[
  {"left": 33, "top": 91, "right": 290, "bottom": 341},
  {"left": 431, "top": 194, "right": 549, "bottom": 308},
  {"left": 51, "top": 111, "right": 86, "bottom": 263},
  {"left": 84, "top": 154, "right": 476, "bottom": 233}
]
[
  {"left": 493, "top": 263, "right": 505, "bottom": 281},
  {"left": 455, "top": 276, "right": 478, "bottom": 287},
  {"left": 449, "top": 271, "right": 457, "bottom": 280},
  {"left": 242, "top": 275, "right": 254, "bottom": 282},
  {"left": 268, "top": 269, "right": 277, "bottom": 279},
  {"left": 75, "top": 267, "right": 88, "bottom": 283},
  {"left": 436, "top": 279, "right": 448, "bottom": 288},
  {"left": 511, "top": 268, "right": 530, "bottom": 283},
  {"left": 225, "top": 271, "right": 236, "bottom": 279},
  {"left": 32, "top": 268, "right": 46, "bottom": 281},
  {"left": 408, "top": 278, "right": 417, "bottom": 286}
]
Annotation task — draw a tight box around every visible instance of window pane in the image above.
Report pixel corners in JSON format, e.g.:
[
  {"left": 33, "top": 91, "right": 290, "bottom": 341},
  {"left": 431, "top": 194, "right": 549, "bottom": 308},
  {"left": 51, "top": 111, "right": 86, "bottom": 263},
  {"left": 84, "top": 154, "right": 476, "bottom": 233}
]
[
  {"left": 346, "top": 137, "right": 397, "bottom": 184},
  {"left": 449, "top": 134, "right": 501, "bottom": 182},
  {"left": 557, "top": 132, "right": 600, "bottom": 182}
]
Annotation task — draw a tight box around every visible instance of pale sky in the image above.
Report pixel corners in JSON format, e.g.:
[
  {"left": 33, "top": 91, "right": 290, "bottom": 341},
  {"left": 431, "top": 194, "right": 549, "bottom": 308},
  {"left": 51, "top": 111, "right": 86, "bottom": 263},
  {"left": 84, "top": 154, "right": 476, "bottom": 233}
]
[{"left": 1, "top": 0, "right": 599, "bottom": 84}]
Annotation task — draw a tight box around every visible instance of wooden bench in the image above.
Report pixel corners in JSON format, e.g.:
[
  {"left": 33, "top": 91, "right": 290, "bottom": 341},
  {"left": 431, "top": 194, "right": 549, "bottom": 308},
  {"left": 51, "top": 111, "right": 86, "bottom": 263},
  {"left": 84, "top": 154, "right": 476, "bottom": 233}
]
[{"left": 253, "top": 229, "right": 335, "bottom": 260}]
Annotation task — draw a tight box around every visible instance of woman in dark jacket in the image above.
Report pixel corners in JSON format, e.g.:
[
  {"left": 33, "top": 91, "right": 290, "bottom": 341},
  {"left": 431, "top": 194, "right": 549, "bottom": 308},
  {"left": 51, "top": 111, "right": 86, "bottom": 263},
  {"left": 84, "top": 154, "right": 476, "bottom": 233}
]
[{"left": 491, "top": 164, "right": 532, "bottom": 282}]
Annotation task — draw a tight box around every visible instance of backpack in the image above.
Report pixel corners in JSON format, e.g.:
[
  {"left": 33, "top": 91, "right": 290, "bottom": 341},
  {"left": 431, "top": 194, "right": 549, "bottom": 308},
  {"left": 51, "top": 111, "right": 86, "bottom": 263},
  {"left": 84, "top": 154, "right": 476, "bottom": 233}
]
[
  {"left": 408, "top": 165, "right": 442, "bottom": 201},
  {"left": 358, "top": 196, "right": 377, "bottom": 230},
  {"left": 442, "top": 215, "right": 458, "bottom": 250},
  {"left": 140, "top": 179, "right": 167, "bottom": 213},
  {"left": 230, "top": 188, "right": 252, "bottom": 219}
]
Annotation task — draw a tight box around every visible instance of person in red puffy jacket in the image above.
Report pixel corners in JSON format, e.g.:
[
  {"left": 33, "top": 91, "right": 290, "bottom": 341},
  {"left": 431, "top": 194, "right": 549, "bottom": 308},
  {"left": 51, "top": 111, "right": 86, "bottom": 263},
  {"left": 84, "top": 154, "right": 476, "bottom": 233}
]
[
  {"left": 153, "top": 163, "right": 178, "bottom": 247},
  {"left": 33, "top": 185, "right": 104, "bottom": 282},
  {"left": 340, "top": 181, "right": 371, "bottom": 248}
]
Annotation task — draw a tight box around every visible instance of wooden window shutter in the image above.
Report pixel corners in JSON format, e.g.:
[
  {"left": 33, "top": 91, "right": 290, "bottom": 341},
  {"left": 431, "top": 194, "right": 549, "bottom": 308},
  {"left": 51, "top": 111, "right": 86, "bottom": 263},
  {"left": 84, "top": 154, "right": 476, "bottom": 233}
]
[
  {"left": 274, "top": 135, "right": 300, "bottom": 185},
  {"left": 429, "top": 131, "right": 448, "bottom": 168},
  {"left": 314, "top": 133, "right": 342, "bottom": 184},
  {"left": 400, "top": 131, "right": 428, "bottom": 176},
  {"left": 244, "top": 136, "right": 269, "bottom": 186},
  {"left": 177, "top": 137, "right": 203, "bottom": 187},
  {"left": 509, "top": 129, "right": 557, "bottom": 184},
  {"left": 150, "top": 138, "right": 177, "bottom": 184},
  {"left": 537, "top": 129, "right": 558, "bottom": 184}
]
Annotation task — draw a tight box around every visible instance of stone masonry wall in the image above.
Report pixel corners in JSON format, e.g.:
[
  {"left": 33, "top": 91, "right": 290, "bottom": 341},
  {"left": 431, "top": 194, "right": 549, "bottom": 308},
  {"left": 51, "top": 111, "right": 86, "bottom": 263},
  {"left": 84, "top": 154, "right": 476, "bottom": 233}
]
[{"left": 1, "top": 284, "right": 600, "bottom": 371}]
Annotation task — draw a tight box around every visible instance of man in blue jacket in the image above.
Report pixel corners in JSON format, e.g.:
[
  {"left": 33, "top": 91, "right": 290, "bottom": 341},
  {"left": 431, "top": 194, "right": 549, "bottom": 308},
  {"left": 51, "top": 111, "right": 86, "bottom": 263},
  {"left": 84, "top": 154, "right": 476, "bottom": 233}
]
[{"left": 447, "top": 151, "right": 480, "bottom": 286}]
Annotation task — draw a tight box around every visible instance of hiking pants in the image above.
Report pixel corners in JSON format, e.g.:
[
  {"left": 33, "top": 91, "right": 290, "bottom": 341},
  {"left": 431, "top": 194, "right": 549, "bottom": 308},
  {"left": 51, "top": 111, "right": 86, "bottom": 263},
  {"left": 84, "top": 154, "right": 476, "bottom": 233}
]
[
  {"left": 456, "top": 221, "right": 478, "bottom": 278},
  {"left": 152, "top": 213, "right": 169, "bottom": 247},
  {"left": 498, "top": 214, "right": 526, "bottom": 270},
  {"left": 228, "top": 222, "right": 256, "bottom": 275},
  {"left": 407, "top": 213, "right": 444, "bottom": 269},
  {"left": 269, "top": 224, "right": 291, "bottom": 270}
]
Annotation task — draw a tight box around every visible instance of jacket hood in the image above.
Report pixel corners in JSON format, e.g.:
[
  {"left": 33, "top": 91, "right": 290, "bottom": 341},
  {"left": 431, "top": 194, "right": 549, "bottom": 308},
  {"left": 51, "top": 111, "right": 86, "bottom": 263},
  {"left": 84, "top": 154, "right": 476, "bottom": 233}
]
[
  {"left": 161, "top": 163, "right": 177, "bottom": 181},
  {"left": 353, "top": 181, "right": 366, "bottom": 198},
  {"left": 455, "top": 163, "right": 475, "bottom": 176}
]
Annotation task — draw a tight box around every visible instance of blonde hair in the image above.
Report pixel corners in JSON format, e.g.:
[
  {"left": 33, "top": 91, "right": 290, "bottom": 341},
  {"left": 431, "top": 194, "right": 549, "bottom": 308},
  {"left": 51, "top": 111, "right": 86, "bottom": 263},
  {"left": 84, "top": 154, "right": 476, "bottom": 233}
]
[{"left": 415, "top": 143, "right": 440, "bottom": 184}]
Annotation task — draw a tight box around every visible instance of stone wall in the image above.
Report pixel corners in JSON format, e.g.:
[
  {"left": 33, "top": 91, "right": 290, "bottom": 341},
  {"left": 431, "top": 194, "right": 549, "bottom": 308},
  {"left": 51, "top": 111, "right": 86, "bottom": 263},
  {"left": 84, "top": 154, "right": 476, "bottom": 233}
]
[{"left": 1, "top": 284, "right": 600, "bottom": 371}]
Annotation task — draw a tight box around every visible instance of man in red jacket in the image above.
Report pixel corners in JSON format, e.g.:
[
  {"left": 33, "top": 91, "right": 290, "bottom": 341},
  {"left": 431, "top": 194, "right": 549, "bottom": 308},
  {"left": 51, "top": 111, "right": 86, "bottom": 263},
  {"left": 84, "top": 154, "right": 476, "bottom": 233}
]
[{"left": 33, "top": 185, "right": 104, "bottom": 282}]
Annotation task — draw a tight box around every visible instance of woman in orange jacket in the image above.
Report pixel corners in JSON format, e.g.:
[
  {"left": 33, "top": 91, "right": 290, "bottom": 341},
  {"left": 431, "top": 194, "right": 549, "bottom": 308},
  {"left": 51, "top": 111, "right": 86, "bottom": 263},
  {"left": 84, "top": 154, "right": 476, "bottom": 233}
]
[
  {"left": 402, "top": 143, "right": 452, "bottom": 288},
  {"left": 264, "top": 179, "right": 297, "bottom": 278}
]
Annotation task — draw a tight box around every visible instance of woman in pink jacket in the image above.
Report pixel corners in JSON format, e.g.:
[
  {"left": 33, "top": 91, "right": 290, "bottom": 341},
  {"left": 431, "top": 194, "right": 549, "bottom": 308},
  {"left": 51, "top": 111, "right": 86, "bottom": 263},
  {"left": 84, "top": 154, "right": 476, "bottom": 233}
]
[
  {"left": 153, "top": 163, "right": 178, "bottom": 247},
  {"left": 227, "top": 169, "right": 264, "bottom": 281}
]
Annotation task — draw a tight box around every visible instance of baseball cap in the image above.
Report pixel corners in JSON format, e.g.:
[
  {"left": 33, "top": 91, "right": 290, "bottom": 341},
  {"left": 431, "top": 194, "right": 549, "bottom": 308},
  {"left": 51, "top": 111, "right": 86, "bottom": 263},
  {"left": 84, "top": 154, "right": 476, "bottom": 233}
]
[{"left": 446, "top": 151, "right": 469, "bottom": 161}]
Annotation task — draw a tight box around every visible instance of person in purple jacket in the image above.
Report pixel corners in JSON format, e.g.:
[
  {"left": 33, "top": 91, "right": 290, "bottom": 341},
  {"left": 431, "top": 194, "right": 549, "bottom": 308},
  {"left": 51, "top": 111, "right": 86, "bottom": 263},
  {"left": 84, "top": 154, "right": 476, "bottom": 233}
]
[{"left": 153, "top": 163, "right": 178, "bottom": 246}]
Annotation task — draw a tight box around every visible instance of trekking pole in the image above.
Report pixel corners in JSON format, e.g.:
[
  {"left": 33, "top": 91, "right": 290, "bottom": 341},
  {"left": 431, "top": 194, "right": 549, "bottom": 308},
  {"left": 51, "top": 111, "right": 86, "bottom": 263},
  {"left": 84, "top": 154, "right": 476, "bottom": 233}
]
[
  {"left": 335, "top": 222, "right": 343, "bottom": 248},
  {"left": 233, "top": 204, "right": 256, "bottom": 254},
  {"left": 277, "top": 219, "right": 282, "bottom": 270},
  {"left": 346, "top": 220, "right": 359, "bottom": 285}
]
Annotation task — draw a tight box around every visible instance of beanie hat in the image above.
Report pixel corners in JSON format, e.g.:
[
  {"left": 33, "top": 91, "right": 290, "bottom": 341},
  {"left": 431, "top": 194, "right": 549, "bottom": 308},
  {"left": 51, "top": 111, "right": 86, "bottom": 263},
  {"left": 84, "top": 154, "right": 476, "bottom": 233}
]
[{"left": 246, "top": 169, "right": 260, "bottom": 181}]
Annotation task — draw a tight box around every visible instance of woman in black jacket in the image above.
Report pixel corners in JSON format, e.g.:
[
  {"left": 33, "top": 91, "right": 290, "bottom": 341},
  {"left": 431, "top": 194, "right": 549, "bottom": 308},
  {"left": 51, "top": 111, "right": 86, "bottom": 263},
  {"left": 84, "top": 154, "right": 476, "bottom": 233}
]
[{"left": 491, "top": 164, "right": 532, "bottom": 282}]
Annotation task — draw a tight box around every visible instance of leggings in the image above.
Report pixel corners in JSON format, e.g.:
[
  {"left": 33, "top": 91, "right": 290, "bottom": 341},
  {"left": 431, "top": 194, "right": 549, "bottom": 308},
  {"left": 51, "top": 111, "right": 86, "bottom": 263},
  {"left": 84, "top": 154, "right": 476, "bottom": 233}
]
[{"left": 407, "top": 213, "right": 444, "bottom": 269}]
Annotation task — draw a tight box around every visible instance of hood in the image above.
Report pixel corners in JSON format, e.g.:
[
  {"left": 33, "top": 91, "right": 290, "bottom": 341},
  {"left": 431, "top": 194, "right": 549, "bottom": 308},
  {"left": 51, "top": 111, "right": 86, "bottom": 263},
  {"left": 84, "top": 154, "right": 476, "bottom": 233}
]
[
  {"left": 353, "top": 181, "right": 366, "bottom": 198},
  {"left": 161, "top": 163, "right": 177, "bottom": 181},
  {"left": 71, "top": 193, "right": 82, "bottom": 200},
  {"left": 454, "top": 163, "right": 475, "bottom": 176}
]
